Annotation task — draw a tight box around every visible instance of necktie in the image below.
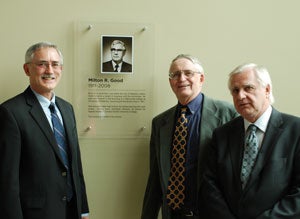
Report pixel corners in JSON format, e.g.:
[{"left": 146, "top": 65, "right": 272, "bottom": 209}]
[
  {"left": 241, "top": 124, "right": 259, "bottom": 188},
  {"left": 167, "top": 107, "right": 188, "bottom": 210},
  {"left": 49, "top": 103, "right": 73, "bottom": 200},
  {"left": 114, "top": 64, "right": 119, "bottom": 72}
]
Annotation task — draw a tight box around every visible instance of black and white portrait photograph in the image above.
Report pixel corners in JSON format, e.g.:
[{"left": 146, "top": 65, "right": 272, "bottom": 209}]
[{"left": 101, "top": 35, "right": 133, "bottom": 74}]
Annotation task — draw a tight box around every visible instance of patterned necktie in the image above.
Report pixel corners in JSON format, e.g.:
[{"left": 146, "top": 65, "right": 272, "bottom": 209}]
[
  {"left": 241, "top": 124, "right": 259, "bottom": 188},
  {"left": 167, "top": 107, "right": 188, "bottom": 210},
  {"left": 114, "top": 64, "right": 119, "bottom": 72},
  {"left": 49, "top": 103, "right": 73, "bottom": 200}
]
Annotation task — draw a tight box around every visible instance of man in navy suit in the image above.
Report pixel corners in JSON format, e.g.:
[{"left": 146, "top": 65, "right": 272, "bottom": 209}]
[
  {"left": 102, "top": 39, "right": 132, "bottom": 73},
  {"left": 141, "top": 54, "right": 238, "bottom": 219},
  {"left": 200, "top": 63, "right": 300, "bottom": 218},
  {"left": 0, "top": 42, "right": 89, "bottom": 219}
]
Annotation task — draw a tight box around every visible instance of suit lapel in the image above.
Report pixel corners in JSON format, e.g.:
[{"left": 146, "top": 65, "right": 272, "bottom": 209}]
[
  {"left": 197, "top": 96, "right": 231, "bottom": 189},
  {"left": 159, "top": 107, "right": 176, "bottom": 187},
  {"left": 200, "top": 97, "right": 222, "bottom": 146},
  {"left": 25, "top": 87, "right": 68, "bottom": 167},
  {"left": 228, "top": 118, "right": 245, "bottom": 188},
  {"left": 198, "top": 97, "right": 222, "bottom": 189},
  {"left": 29, "top": 102, "right": 56, "bottom": 146},
  {"left": 55, "top": 99, "right": 75, "bottom": 162},
  {"left": 25, "top": 88, "right": 62, "bottom": 156}
]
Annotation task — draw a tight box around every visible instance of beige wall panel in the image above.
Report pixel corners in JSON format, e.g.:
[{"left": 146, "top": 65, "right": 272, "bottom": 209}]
[{"left": 1, "top": 0, "right": 300, "bottom": 218}]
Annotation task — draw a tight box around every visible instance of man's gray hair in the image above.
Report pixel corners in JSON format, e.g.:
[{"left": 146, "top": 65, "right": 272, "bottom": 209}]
[
  {"left": 170, "top": 54, "right": 204, "bottom": 73},
  {"left": 25, "top": 42, "right": 63, "bottom": 64}
]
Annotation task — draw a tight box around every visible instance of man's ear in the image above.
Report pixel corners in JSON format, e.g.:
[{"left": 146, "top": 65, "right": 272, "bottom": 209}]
[
  {"left": 265, "top": 84, "right": 271, "bottom": 98},
  {"left": 23, "top": 63, "right": 30, "bottom": 76},
  {"left": 200, "top": 73, "right": 205, "bottom": 83}
]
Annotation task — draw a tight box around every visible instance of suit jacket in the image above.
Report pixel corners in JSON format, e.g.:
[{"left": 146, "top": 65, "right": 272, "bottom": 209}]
[
  {"left": 102, "top": 60, "right": 132, "bottom": 72},
  {"left": 200, "top": 107, "right": 300, "bottom": 219},
  {"left": 141, "top": 94, "right": 238, "bottom": 219},
  {"left": 0, "top": 87, "right": 89, "bottom": 219}
]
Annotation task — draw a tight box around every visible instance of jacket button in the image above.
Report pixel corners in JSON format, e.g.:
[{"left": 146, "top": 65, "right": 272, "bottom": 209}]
[
  {"left": 62, "top": 196, "right": 67, "bottom": 201},
  {"left": 62, "top": 172, "right": 67, "bottom": 176}
]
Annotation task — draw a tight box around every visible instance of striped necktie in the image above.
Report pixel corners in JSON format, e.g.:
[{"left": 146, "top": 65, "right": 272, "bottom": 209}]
[{"left": 49, "top": 103, "right": 73, "bottom": 200}]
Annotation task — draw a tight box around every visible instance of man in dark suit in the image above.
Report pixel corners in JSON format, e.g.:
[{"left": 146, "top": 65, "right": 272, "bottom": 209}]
[
  {"left": 0, "top": 42, "right": 89, "bottom": 219},
  {"left": 141, "top": 54, "right": 238, "bottom": 219},
  {"left": 200, "top": 63, "right": 300, "bottom": 218},
  {"left": 102, "top": 39, "right": 132, "bottom": 73}
]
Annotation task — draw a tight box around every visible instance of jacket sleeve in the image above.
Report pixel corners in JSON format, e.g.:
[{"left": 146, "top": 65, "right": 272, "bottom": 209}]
[
  {"left": 141, "top": 119, "right": 162, "bottom": 219},
  {"left": 0, "top": 106, "right": 24, "bottom": 218}
]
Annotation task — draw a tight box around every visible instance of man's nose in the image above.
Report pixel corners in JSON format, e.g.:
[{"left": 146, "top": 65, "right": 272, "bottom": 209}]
[{"left": 237, "top": 90, "right": 246, "bottom": 99}]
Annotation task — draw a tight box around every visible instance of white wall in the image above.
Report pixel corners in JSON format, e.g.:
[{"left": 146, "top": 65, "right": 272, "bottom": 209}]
[{"left": 1, "top": 0, "right": 300, "bottom": 218}]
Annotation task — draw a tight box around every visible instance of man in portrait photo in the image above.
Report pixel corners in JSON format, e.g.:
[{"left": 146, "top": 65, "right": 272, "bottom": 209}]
[{"left": 102, "top": 38, "right": 133, "bottom": 73}]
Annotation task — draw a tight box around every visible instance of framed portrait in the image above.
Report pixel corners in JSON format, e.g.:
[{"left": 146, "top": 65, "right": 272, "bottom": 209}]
[{"left": 101, "top": 35, "right": 134, "bottom": 74}]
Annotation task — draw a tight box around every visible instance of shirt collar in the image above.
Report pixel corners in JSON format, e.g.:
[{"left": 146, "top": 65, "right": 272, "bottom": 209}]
[
  {"left": 112, "top": 61, "right": 122, "bottom": 68},
  {"left": 244, "top": 105, "right": 272, "bottom": 132},
  {"left": 178, "top": 93, "right": 203, "bottom": 114},
  {"left": 30, "top": 87, "right": 56, "bottom": 107}
]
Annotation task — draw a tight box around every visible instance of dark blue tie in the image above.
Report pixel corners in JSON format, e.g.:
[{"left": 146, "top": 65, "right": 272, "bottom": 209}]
[{"left": 49, "top": 103, "right": 73, "bottom": 200}]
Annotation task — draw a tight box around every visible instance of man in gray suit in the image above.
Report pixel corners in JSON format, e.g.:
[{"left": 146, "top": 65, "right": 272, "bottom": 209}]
[
  {"left": 141, "top": 54, "right": 238, "bottom": 219},
  {"left": 0, "top": 42, "right": 89, "bottom": 219},
  {"left": 200, "top": 63, "right": 300, "bottom": 218}
]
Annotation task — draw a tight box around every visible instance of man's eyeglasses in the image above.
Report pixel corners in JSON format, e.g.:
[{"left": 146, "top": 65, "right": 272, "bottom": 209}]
[
  {"left": 28, "top": 61, "right": 62, "bottom": 70},
  {"left": 111, "top": 48, "right": 125, "bottom": 52},
  {"left": 169, "top": 70, "right": 201, "bottom": 80}
]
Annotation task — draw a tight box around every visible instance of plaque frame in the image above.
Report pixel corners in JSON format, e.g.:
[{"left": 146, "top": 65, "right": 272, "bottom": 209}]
[{"left": 73, "top": 21, "right": 154, "bottom": 139}]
